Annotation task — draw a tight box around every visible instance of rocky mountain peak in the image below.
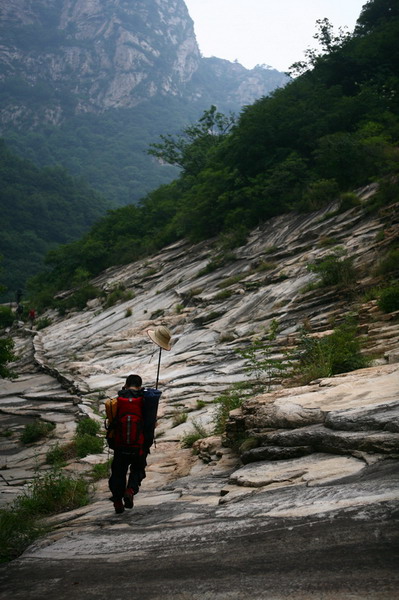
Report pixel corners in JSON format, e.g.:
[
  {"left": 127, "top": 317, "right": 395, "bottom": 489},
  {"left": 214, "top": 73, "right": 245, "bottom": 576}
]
[{"left": 0, "top": 0, "right": 288, "bottom": 127}]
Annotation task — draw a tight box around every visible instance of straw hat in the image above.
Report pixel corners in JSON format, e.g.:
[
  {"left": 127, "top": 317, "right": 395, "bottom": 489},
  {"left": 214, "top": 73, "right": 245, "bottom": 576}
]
[{"left": 147, "top": 325, "right": 172, "bottom": 351}]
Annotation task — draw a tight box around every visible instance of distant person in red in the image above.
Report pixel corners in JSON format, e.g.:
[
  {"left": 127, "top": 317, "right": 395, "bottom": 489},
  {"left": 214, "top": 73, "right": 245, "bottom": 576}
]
[{"left": 28, "top": 309, "right": 36, "bottom": 327}]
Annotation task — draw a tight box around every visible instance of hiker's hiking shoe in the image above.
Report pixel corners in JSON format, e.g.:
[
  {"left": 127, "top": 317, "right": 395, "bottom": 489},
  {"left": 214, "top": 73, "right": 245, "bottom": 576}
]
[
  {"left": 123, "top": 488, "right": 134, "bottom": 509},
  {"left": 113, "top": 500, "right": 124, "bottom": 514}
]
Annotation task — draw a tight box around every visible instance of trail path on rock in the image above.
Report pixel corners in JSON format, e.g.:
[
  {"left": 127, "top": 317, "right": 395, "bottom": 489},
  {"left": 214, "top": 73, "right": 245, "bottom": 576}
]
[
  {"left": 1, "top": 334, "right": 399, "bottom": 599},
  {"left": 2, "top": 198, "right": 399, "bottom": 598}
]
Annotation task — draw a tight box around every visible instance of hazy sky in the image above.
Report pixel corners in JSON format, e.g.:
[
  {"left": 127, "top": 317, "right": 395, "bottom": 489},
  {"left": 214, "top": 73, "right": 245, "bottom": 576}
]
[{"left": 184, "top": 0, "right": 367, "bottom": 72}]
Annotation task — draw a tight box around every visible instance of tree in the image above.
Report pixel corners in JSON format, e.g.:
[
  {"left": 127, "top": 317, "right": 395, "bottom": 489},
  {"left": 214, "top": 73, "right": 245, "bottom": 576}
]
[
  {"left": 355, "top": 0, "right": 399, "bottom": 34},
  {"left": 0, "top": 337, "right": 17, "bottom": 379},
  {"left": 289, "top": 18, "right": 351, "bottom": 77},
  {"left": 148, "top": 106, "right": 235, "bottom": 176}
]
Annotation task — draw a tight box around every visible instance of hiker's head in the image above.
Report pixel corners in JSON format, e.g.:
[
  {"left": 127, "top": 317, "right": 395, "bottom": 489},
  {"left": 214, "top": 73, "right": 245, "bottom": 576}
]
[{"left": 124, "top": 374, "right": 142, "bottom": 389}]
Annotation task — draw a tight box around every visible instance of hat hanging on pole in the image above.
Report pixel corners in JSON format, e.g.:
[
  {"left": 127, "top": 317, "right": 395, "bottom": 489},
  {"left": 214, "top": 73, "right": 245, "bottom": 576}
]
[
  {"left": 147, "top": 326, "right": 172, "bottom": 389},
  {"left": 147, "top": 326, "right": 172, "bottom": 351}
]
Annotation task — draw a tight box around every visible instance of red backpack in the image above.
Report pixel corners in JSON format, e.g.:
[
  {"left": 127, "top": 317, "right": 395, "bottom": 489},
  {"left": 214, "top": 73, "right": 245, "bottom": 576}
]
[{"left": 112, "top": 390, "right": 145, "bottom": 454}]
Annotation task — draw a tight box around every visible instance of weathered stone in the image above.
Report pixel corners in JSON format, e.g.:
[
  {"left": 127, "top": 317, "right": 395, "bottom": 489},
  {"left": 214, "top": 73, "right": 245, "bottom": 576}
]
[
  {"left": 261, "top": 424, "right": 399, "bottom": 455},
  {"left": 229, "top": 453, "right": 365, "bottom": 488},
  {"left": 325, "top": 402, "right": 399, "bottom": 432},
  {"left": 241, "top": 445, "right": 313, "bottom": 464},
  {"left": 244, "top": 400, "right": 324, "bottom": 430}
]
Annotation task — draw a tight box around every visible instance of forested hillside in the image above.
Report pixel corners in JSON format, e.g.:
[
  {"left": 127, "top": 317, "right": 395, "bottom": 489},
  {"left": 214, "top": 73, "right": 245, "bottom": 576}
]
[
  {"left": 0, "top": 141, "right": 109, "bottom": 300},
  {"left": 26, "top": 0, "right": 399, "bottom": 310}
]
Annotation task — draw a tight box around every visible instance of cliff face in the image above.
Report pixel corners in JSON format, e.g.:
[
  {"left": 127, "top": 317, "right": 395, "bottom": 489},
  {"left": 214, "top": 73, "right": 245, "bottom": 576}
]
[
  {"left": 0, "top": 0, "right": 199, "bottom": 118},
  {"left": 0, "top": 0, "right": 288, "bottom": 128}
]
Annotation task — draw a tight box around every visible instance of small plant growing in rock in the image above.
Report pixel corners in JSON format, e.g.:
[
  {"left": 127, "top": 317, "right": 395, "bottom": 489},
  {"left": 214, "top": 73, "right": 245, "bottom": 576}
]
[
  {"left": 125, "top": 307, "right": 132, "bottom": 318},
  {"left": 181, "top": 421, "right": 209, "bottom": 448},
  {"left": 294, "top": 322, "right": 370, "bottom": 384},
  {"left": 76, "top": 418, "right": 101, "bottom": 437},
  {"left": 219, "top": 331, "right": 235, "bottom": 343},
  {"left": 236, "top": 320, "right": 290, "bottom": 391},
  {"left": 0, "top": 337, "right": 17, "bottom": 379},
  {"left": 46, "top": 417, "right": 103, "bottom": 464},
  {"left": 0, "top": 306, "right": 15, "bottom": 329},
  {"left": 90, "top": 459, "right": 112, "bottom": 481},
  {"left": 172, "top": 409, "right": 188, "bottom": 428},
  {"left": 20, "top": 420, "right": 55, "bottom": 444},
  {"left": 46, "top": 441, "right": 77, "bottom": 466},
  {"left": 374, "top": 248, "right": 399, "bottom": 276},
  {"left": 35, "top": 316, "right": 52, "bottom": 330},
  {"left": 377, "top": 284, "right": 399, "bottom": 313},
  {"left": 103, "top": 285, "right": 134, "bottom": 309},
  {"left": 0, "top": 469, "right": 91, "bottom": 562},
  {"left": 307, "top": 248, "right": 357, "bottom": 288},
  {"left": 76, "top": 434, "right": 104, "bottom": 458},
  {"left": 214, "top": 289, "right": 233, "bottom": 301}
]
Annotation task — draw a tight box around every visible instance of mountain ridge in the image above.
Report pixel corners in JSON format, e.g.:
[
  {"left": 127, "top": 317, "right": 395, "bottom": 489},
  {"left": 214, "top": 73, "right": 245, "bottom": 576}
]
[{"left": 0, "top": 0, "right": 288, "bottom": 128}]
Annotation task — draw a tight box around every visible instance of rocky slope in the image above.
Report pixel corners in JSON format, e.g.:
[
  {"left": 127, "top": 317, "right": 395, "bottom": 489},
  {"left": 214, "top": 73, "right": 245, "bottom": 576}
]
[{"left": 1, "top": 188, "right": 398, "bottom": 597}]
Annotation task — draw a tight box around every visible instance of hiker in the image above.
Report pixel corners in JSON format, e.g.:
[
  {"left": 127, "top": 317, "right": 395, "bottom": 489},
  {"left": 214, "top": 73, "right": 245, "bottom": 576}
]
[
  {"left": 105, "top": 327, "right": 170, "bottom": 514},
  {"left": 106, "top": 374, "right": 161, "bottom": 514},
  {"left": 28, "top": 308, "right": 36, "bottom": 328}
]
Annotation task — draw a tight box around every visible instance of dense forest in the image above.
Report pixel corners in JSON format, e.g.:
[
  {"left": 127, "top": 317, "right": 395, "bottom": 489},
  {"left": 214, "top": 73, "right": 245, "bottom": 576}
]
[
  {"left": 3, "top": 96, "right": 193, "bottom": 206},
  {"left": 0, "top": 141, "right": 110, "bottom": 300},
  {"left": 17, "top": 0, "right": 399, "bottom": 308}
]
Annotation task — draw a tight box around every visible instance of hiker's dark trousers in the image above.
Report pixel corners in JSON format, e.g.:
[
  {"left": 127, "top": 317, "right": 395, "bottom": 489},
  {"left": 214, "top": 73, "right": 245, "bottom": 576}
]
[{"left": 109, "top": 449, "right": 147, "bottom": 501}]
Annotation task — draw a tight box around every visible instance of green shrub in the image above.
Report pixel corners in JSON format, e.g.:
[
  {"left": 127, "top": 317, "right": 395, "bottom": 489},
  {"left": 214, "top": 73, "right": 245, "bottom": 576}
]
[
  {"left": 295, "top": 323, "right": 370, "bottom": 384},
  {"left": 317, "top": 236, "right": 340, "bottom": 248},
  {"left": 0, "top": 508, "right": 41, "bottom": 563},
  {"left": 253, "top": 261, "right": 277, "bottom": 273},
  {"left": 300, "top": 178, "right": 339, "bottom": 211},
  {"left": 0, "top": 306, "right": 14, "bottom": 328},
  {"left": 218, "top": 226, "right": 249, "bottom": 250},
  {"left": 90, "top": 460, "right": 112, "bottom": 481},
  {"left": 0, "top": 468, "right": 91, "bottom": 562},
  {"left": 0, "top": 337, "right": 17, "bottom": 379},
  {"left": 307, "top": 249, "right": 357, "bottom": 287},
  {"left": 172, "top": 410, "right": 188, "bottom": 427},
  {"left": 197, "top": 252, "right": 236, "bottom": 277},
  {"left": 57, "top": 285, "right": 101, "bottom": 313},
  {"left": 375, "top": 248, "right": 399, "bottom": 276},
  {"left": 125, "top": 307, "right": 133, "bottom": 318},
  {"left": 236, "top": 335, "right": 290, "bottom": 390},
  {"left": 35, "top": 316, "right": 52, "bottom": 330},
  {"left": 377, "top": 284, "right": 399, "bottom": 313},
  {"left": 338, "top": 192, "right": 360, "bottom": 212},
  {"left": 214, "top": 389, "right": 245, "bottom": 435},
  {"left": 74, "top": 433, "right": 103, "bottom": 458},
  {"left": 16, "top": 470, "right": 90, "bottom": 517},
  {"left": 181, "top": 421, "right": 209, "bottom": 448},
  {"left": 214, "top": 289, "right": 233, "bottom": 301},
  {"left": 218, "top": 274, "right": 245, "bottom": 289},
  {"left": 20, "top": 420, "right": 55, "bottom": 444},
  {"left": 76, "top": 417, "right": 101, "bottom": 437},
  {"left": 103, "top": 285, "right": 134, "bottom": 308},
  {"left": 46, "top": 441, "right": 77, "bottom": 465}
]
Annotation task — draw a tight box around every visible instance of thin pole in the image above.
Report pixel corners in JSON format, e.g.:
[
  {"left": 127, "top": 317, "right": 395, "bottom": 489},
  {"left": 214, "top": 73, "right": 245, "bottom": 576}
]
[{"left": 155, "top": 347, "right": 162, "bottom": 389}]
